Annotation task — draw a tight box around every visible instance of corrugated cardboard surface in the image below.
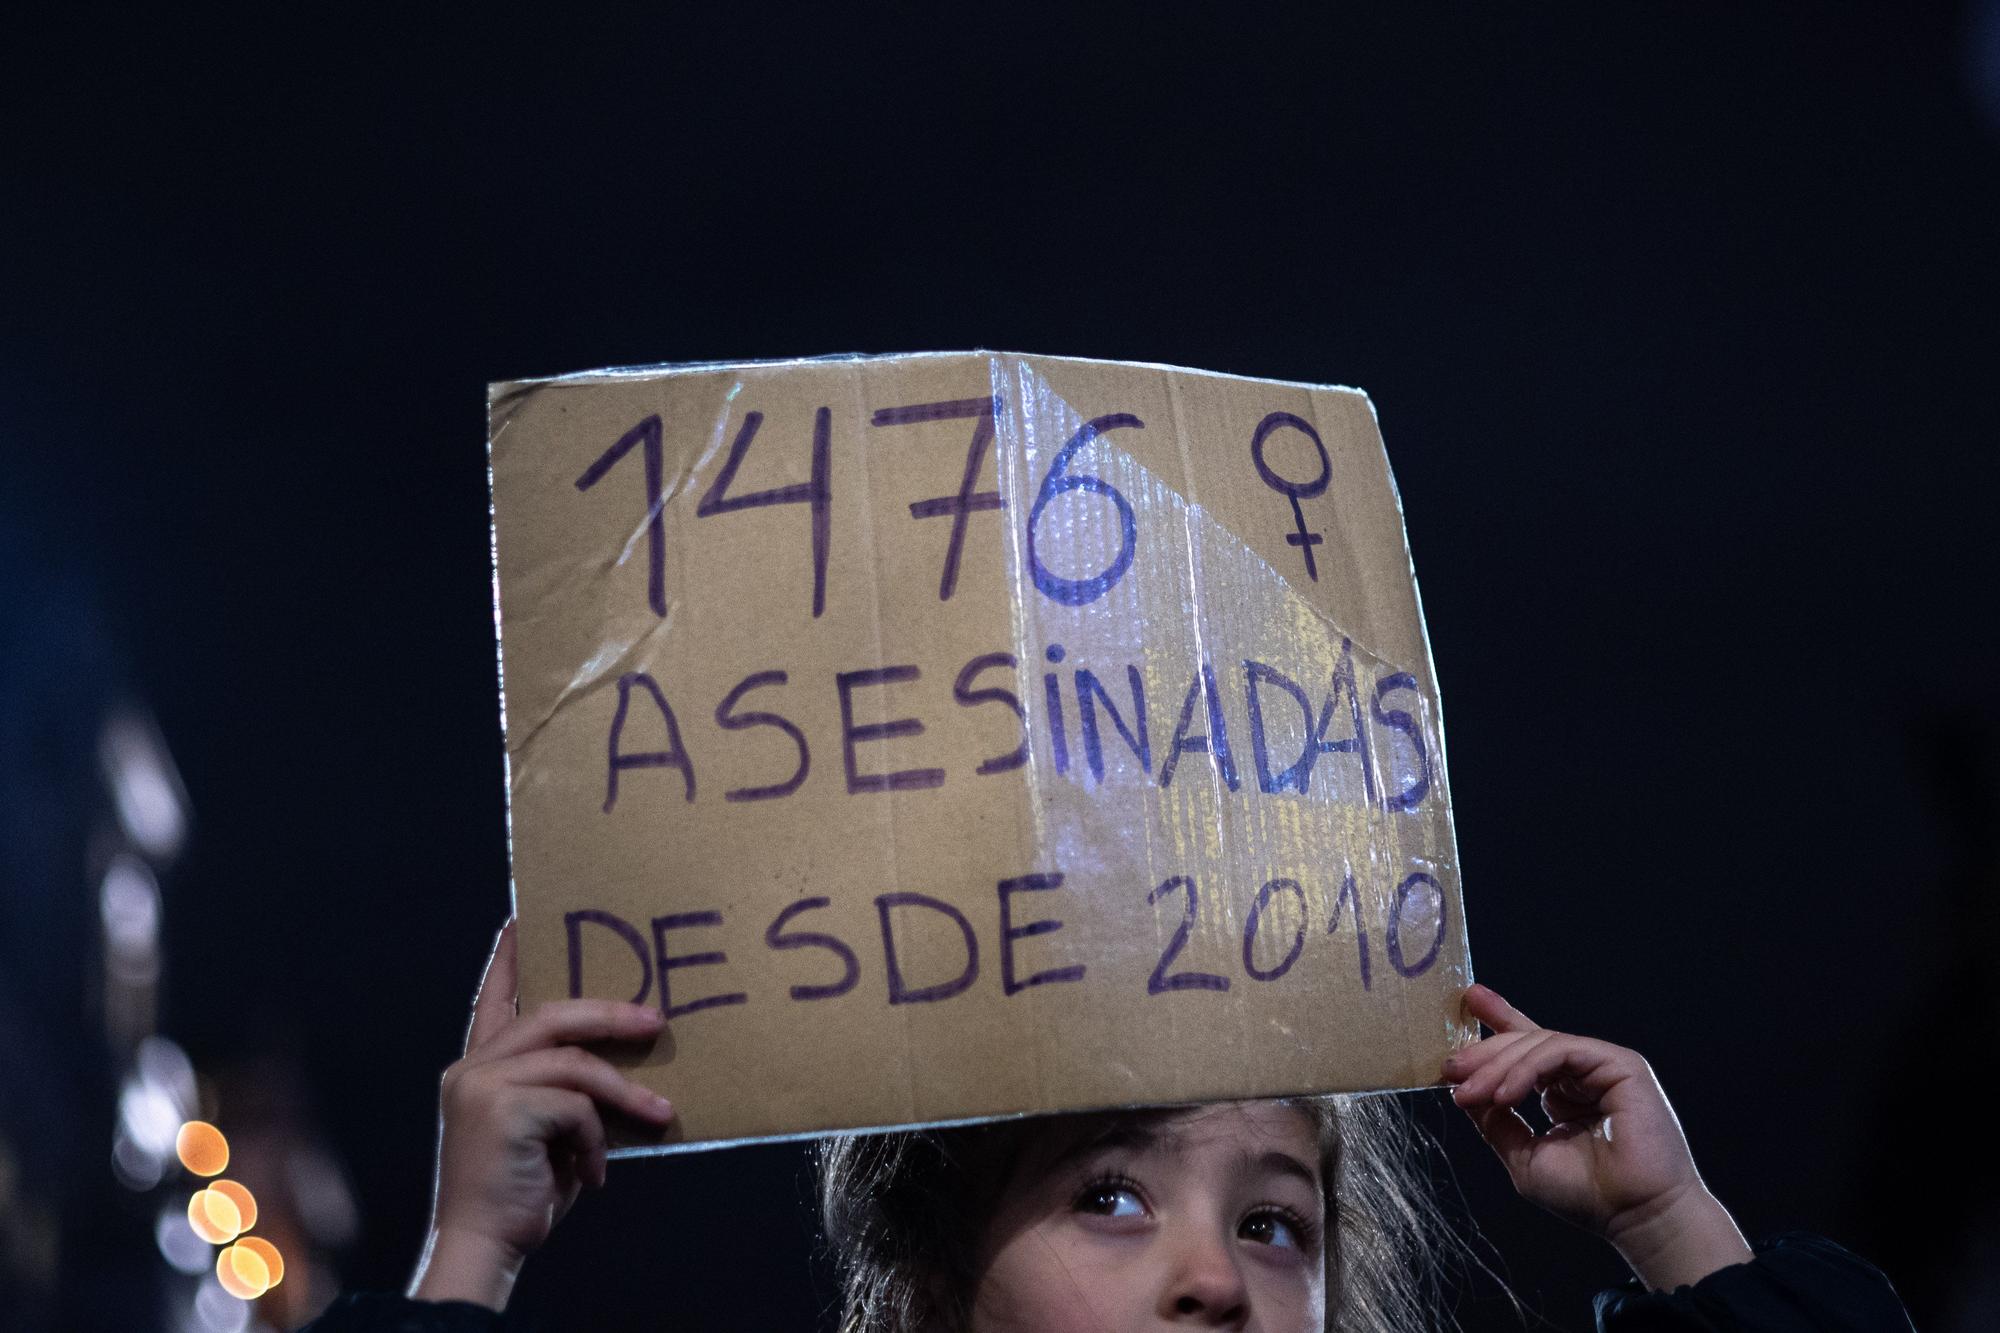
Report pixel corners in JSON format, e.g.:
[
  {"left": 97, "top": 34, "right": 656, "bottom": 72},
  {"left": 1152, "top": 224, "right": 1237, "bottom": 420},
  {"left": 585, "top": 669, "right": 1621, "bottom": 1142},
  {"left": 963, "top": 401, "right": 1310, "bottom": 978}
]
[{"left": 487, "top": 352, "right": 1474, "bottom": 1152}]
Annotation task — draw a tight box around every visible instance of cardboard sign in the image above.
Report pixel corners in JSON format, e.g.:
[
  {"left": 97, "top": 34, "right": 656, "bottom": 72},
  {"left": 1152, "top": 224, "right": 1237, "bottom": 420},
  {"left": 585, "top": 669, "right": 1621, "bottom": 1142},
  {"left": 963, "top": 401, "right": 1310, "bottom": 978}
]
[{"left": 487, "top": 353, "right": 1473, "bottom": 1152}]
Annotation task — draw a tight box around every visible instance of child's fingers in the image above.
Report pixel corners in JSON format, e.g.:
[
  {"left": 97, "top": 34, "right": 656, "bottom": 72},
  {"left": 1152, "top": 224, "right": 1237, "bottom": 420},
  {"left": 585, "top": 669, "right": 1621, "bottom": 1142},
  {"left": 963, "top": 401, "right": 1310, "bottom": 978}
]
[
  {"left": 1486, "top": 1034, "right": 1628, "bottom": 1108},
  {"left": 1465, "top": 1099, "right": 1537, "bottom": 1175},
  {"left": 1542, "top": 1081, "right": 1597, "bottom": 1127},
  {"left": 464, "top": 920, "right": 520, "bottom": 1056},
  {"left": 1454, "top": 1030, "right": 1627, "bottom": 1108},
  {"left": 1452, "top": 1029, "right": 1561, "bottom": 1105},
  {"left": 1440, "top": 1028, "right": 1540, "bottom": 1081},
  {"left": 519, "top": 1088, "right": 610, "bottom": 1192},
  {"left": 1462, "top": 983, "right": 1538, "bottom": 1035},
  {"left": 496, "top": 1046, "right": 676, "bottom": 1125},
  {"left": 475, "top": 998, "right": 664, "bottom": 1063}
]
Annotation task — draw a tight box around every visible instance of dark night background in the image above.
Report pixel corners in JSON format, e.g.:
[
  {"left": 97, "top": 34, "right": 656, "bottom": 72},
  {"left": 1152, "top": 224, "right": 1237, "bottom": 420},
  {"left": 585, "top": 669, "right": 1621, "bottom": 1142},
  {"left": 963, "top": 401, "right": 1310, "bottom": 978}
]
[{"left": 6, "top": 5, "right": 1999, "bottom": 1330}]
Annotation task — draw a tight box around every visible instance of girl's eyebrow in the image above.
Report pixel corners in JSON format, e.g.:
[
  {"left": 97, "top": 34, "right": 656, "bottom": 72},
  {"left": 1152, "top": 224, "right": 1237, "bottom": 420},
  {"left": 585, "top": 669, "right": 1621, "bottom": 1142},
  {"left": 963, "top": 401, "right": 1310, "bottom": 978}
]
[
  {"left": 1056, "top": 1120, "right": 1168, "bottom": 1160},
  {"left": 1238, "top": 1148, "right": 1320, "bottom": 1194},
  {"left": 1040, "top": 1121, "right": 1169, "bottom": 1176},
  {"left": 1039, "top": 1124, "right": 1321, "bottom": 1195}
]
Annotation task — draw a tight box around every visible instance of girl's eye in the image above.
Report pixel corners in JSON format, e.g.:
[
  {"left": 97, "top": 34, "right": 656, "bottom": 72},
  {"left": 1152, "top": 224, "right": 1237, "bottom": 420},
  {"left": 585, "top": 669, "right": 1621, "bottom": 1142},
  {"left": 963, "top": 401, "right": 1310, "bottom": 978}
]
[
  {"left": 1240, "top": 1210, "right": 1306, "bottom": 1250},
  {"left": 1075, "top": 1180, "right": 1147, "bottom": 1219}
]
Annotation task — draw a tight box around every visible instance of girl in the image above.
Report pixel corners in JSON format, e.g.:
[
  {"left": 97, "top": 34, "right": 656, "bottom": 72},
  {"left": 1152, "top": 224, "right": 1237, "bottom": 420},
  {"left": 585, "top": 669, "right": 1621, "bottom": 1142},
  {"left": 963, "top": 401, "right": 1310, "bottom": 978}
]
[{"left": 306, "top": 925, "right": 1909, "bottom": 1330}]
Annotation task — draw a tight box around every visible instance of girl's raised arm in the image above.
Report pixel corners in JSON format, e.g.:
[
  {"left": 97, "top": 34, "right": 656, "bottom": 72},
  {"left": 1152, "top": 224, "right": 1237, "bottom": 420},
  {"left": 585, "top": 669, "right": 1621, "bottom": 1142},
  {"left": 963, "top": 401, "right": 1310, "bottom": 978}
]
[
  {"left": 1442, "top": 983, "right": 1752, "bottom": 1291},
  {"left": 407, "top": 920, "right": 678, "bottom": 1310}
]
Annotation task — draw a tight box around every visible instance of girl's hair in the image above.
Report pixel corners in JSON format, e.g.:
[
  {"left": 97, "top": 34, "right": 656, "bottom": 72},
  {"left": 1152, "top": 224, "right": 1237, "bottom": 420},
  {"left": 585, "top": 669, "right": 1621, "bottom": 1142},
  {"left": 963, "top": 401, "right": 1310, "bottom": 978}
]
[{"left": 818, "top": 1093, "right": 1468, "bottom": 1333}]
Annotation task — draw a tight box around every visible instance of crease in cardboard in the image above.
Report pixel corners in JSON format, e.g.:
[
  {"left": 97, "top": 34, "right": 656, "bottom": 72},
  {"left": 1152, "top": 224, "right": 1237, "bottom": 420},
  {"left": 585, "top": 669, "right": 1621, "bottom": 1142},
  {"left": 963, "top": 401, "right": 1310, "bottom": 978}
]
[
  {"left": 685, "top": 377, "right": 747, "bottom": 497},
  {"left": 845, "top": 360, "right": 922, "bottom": 1128},
  {"left": 1297, "top": 391, "right": 1368, "bottom": 667},
  {"left": 486, "top": 382, "right": 545, "bottom": 441},
  {"left": 503, "top": 378, "right": 743, "bottom": 779},
  {"left": 1162, "top": 374, "right": 1214, "bottom": 1086},
  {"left": 508, "top": 600, "right": 682, "bottom": 770}
]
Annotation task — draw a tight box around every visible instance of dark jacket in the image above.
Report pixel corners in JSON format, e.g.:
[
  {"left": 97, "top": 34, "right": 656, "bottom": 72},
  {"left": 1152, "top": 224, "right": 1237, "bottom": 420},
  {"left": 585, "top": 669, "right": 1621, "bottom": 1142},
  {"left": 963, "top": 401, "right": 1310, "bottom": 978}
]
[{"left": 303, "top": 1232, "right": 1911, "bottom": 1332}]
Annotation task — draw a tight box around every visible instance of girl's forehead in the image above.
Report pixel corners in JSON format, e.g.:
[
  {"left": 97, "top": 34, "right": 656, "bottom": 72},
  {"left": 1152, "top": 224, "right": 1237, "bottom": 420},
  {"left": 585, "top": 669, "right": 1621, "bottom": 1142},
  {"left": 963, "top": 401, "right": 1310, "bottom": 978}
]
[
  {"left": 1019, "top": 1100, "right": 1322, "bottom": 1176},
  {"left": 1145, "top": 1101, "right": 1320, "bottom": 1148}
]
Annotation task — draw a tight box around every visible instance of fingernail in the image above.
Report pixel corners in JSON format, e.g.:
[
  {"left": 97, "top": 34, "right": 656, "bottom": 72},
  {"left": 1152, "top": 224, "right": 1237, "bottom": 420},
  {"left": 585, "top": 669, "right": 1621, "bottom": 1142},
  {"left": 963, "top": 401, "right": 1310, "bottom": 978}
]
[
  {"left": 652, "top": 1093, "right": 675, "bottom": 1116},
  {"left": 629, "top": 1004, "right": 663, "bottom": 1022}
]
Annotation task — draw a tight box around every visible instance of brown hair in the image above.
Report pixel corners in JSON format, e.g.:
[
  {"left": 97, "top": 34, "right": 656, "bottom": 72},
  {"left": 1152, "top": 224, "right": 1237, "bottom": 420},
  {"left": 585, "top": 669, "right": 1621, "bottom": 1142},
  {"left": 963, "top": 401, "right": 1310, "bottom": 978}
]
[{"left": 818, "top": 1093, "right": 1472, "bottom": 1333}]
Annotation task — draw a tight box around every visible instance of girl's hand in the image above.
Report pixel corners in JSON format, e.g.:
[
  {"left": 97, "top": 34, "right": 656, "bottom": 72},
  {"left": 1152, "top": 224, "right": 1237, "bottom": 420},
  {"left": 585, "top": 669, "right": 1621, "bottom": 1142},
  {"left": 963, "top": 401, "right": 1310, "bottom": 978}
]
[
  {"left": 408, "top": 920, "right": 677, "bottom": 1309},
  {"left": 1442, "top": 984, "right": 1752, "bottom": 1291}
]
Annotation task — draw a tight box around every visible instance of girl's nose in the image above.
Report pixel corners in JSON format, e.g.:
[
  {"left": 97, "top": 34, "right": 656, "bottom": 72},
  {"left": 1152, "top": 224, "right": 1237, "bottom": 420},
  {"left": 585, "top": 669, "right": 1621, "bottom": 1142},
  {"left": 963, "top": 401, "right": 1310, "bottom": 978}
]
[{"left": 1159, "top": 1226, "right": 1250, "bottom": 1325}]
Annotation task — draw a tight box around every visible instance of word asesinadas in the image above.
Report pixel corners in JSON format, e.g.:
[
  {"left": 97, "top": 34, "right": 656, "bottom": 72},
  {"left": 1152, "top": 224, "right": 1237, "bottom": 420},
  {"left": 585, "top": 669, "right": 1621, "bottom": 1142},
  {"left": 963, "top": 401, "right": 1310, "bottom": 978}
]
[
  {"left": 562, "top": 866, "right": 1448, "bottom": 1019},
  {"left": 602, "top": 638, "right": 1432, "bottom": 813}
]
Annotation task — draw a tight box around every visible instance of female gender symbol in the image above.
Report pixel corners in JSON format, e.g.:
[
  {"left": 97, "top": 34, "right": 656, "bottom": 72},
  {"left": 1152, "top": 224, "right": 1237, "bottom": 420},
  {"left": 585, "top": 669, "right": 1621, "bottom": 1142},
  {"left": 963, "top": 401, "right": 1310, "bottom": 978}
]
[{"left": 1249, "top": 411, "right": 1331, "bottom": 581}]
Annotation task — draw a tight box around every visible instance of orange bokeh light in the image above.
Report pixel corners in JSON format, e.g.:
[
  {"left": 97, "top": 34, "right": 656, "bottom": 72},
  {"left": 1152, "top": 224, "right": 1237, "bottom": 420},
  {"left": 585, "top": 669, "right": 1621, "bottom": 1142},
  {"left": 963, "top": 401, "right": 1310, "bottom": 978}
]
[
  {"left": 236, "top": 1235, "right": 284, "bottom": 1288},
  {"left": 187, "top": 1190, "right": 236, "bottom": 1245},
  {"left": 202, "top": 1187, "right": 245, "bottom": 1240},
  {"left": 216, "top": 1244, "right": 270, "bottom": 1300},
  {"left": 176, "top": 1121, "right": 229, "bottom": 1177},
  {"left": 208, "top": 1179, "right": 257, "bottom": 1232}
]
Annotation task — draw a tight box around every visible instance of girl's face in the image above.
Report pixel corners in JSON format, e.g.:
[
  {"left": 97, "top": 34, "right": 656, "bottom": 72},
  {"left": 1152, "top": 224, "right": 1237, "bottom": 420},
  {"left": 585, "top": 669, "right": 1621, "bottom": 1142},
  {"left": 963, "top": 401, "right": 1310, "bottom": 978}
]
[{"left": 969, "top": 1101, "right": 1326, "bottom": 1332}]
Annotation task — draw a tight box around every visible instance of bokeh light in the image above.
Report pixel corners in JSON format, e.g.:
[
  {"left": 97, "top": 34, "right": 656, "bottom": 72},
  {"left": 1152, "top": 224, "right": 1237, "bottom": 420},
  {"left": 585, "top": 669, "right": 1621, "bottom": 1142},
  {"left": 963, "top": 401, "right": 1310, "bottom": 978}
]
[
  {"left": 186, "top": 1188, "right": 241, "bottom": 1245},
  {"left": 215, "top": 1244, "right": 270, "bottom": 1300},
  {"left": 177, "top": 1120, "right": 229, "bottom": 1176},
  {"left": 111, "top": 1127, "right": 167, "bottom": 1193},
  {"left": 193, "top": 1276, "right": 252, "bottom": 1333},
  {"left": 186, "top": 1191, "right": 228, "bottom": 1245},
  {"left": 208, "top": 1179, "right": 257, "bottom": 1232},
  {"left": 121, "top": 1076, "right": 181, "bottom": 1159},
  {"left": 201, "top": 1188, "right": 243, "bottom": 1239},
  {"left": 137, "top": 1036, "right": 198, "bottom": 1113},
  {"left": 155, "top": 1201, "right": 214, "bottom": 1275},
  {"left": 99, "top": 852, "right": 162, "bottom": 981},
  {"left": 99, "top": 711, "right": 189, "bottom": 861},
  {"left": 236, "top": 1235, "right": 284, "bottom": 1288}
]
